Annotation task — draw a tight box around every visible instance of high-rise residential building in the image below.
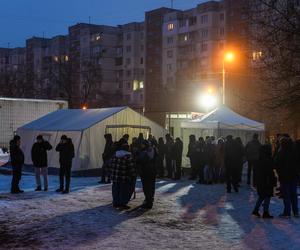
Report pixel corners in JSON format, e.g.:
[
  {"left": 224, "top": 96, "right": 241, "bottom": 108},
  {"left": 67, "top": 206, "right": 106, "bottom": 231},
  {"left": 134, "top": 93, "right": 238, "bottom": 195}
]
[
  {"left": 144, "top": 0, "right": 251, "bottom": 128},
  {"left": 120, "top": 22, "right": 145, "bottom": 110}
]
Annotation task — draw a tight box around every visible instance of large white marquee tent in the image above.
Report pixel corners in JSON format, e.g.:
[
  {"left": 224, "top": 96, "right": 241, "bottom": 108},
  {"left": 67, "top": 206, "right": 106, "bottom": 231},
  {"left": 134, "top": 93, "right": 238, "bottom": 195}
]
[{"left": 17, "top": 107, "right": 167, "bottom": 173}]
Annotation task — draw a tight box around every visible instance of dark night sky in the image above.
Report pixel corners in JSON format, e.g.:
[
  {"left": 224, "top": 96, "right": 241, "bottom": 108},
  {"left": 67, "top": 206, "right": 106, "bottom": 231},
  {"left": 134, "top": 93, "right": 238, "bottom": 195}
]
[{"left": 0, "top": 0, "right": 206, "bottom": 47}]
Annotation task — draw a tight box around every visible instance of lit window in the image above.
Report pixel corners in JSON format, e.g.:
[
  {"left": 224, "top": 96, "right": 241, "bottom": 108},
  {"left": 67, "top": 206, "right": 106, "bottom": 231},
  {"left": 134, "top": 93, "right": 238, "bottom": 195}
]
[
  {"left": 139, "top": 81, "right": 144, "bottom": 89},
  {"left": 252, "top": 51, "right": 263, "bottom": 61},
  {"left": 133, "top": 80, "right": 139, "bottom": 91},
  {"left": 65, "top": 55, "right": 69, "bottom": 61},
  {"left": 54, "top": 56, "right": 59, "bottom": 62},
  {"left": 167, "top": 23, "right": 174, "bottom": 31},
  {"left": 184, "top": 35, "right": 188, "bottom": 41},
  {"left": 96, "top": 35, "right": 101, "bottom": 41}
]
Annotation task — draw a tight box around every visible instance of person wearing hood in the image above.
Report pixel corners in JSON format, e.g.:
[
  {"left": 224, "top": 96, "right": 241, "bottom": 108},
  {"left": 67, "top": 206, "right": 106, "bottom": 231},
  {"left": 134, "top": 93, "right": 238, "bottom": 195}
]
[
  {"left": 109, "top": 142, "right": 136, "bottom": 209},
  {"left": 173, "top": 138, "right": 183, "bottom": 180},
  {"left": 187, "top": 135, "right": 198, "bottom": 180},
  {"left": 252, "top": 144, "right": 276, "bottom": 219},
  {"left": 245, "top": 133, "right": 261, "bottom": 186},
  {"left": 31, "top": 135, "right": 53, "bottom": 191},
  {"left": 99, "top": 133, "right": 114, "bottom": 184},
  {"left": 55, "top": 135, "right": 75, "bottom": 194},
  {"left": 10, "top": 135, "right": 25, "bottom": 194},
  {"left": 138, "top": 140, "right": 157, "bottom": 209}
]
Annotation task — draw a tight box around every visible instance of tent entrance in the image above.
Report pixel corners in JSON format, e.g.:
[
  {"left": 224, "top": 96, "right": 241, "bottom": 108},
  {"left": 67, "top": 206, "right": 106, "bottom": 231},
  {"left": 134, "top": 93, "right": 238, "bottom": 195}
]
[{"left": 105, "top": 125, "right": 151, "bottom": 142}]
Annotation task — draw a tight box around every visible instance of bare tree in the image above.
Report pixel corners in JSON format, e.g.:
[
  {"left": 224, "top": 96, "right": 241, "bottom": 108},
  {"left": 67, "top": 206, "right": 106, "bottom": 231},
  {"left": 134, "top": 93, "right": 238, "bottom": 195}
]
[{"left": 249, "top": 0, "right": 300, "bottom": 123}]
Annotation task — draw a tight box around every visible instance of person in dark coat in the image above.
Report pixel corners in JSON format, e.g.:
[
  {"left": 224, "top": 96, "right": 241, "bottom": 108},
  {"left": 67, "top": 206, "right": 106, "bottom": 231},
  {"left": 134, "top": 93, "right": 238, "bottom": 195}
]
[
  {"left": 252, "top": 144, "right": 275, "bottom": 218},
  {"left": 275, "top": 137, "right": 299, "bottom": 218},
  {"left": 173, "top": 138, "right": 183, "bottom": 180},
  {"left": 156, "top": 137, "right": 165, "bottom": 178},
  {"left": 245, "top": 134, "right": 261, "bottom": 186},
  {"left": 138, "top": 140, "right": 157, "bottom": 209},
  {"left": 165, "top": 134, "right": 174, "bottom": 178},
  {"left": 10, "top": 135, "right": 25, "bottom": 194},
  {"left": 31, "top": 135, "right": 52, "bottom": 191},
  {"left": 55, "top": 135, "right": 75, "bottom": 194},
  {"left": 204, "top": 137, "right": 216, "bottom": 184},
  {"left": 197, "top": 137, "right": 206, "bottom": 184},
  {"left": 235, "top": 137, "right": 245, "bottom": 184},
  {"left": 224, "top": 135, "right": 239, "bottom": 193},
  {"left": 99, "top": 133, "right": 114, "bottom": 184},
  {"left": 214, "top": 138, "right": 225, "bottom": 183},
  {"left": 187, "top": 135, "right": 198, "bottom": 180},
  {"left": 109, "top": 142, "right": 136, "bottom": 209}
]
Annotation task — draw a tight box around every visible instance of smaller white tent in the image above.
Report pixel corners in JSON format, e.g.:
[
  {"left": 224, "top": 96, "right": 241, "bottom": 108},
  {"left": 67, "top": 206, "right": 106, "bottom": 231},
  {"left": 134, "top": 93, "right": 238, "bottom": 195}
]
[
  {"left": 180, "top": 105, "right": 265, "bottom": 166},
  {"left": 181, "top": 105, "right": 265, "bottom": 131},
  {"left": 17, "top": 107, "right": 166, "bottom": 173}
]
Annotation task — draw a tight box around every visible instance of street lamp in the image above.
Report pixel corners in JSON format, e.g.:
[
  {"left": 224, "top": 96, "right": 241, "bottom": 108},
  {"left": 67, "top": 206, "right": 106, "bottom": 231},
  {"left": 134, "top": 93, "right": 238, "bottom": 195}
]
[{"left": 222, "top": 52, "right": 235, "bottom": 105}]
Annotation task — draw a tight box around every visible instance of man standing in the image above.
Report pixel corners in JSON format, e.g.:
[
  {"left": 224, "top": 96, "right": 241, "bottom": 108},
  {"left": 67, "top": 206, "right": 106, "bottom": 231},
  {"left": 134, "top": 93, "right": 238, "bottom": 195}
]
[
  {"left": 138, "top": 140, "right": 157, "bottom": 209},
  {"left": 99, "top": 133, "right": 114, "bottom": 184},
  {"left": 31, "top": 135, "right": 52, "bottom": 191},
  {"left": 225, "top": 135, "right": 239, "bottom": 193},
  {"left": 55, "top": 135, "right": 75, "bottom": 194},
  {"left": 245, "top": 134, "right": 261, "bottom": 186},
  {"left": 173, "top": 138, "right": 183, "bottom": 180},
  {"left": 10, "top": 135, "right": 24, "bottom": 194},
  {"left": 165, "top": 134, "right": 174, "bottom": 179}
]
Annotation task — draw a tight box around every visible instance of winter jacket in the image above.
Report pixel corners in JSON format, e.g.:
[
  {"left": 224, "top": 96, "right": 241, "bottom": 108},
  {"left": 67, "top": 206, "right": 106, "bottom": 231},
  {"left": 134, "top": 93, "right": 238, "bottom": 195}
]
[
  {"left": 102, "top": 140, "right": 114, "bottom": 162},
  {"left": 55, "top": 140, "right": 75, "bottom": 166},
  {"left": 172, "top": 140, "right": 183, "bottom": 161},
  {"left": 256, "top": 157, "right": 275, "bottom": 197},
  {"left": 138, "top": 147, "right": 156, "bottom": 177},
  {"left": 224, "top": 139, "right": 238, "bottom": 169},
  {"left": 9, "top": 140, "right": 24, "bottom": 167},
  {"left": 157, "top": 143, "right": 165, "bottom": 159},
  {"left": 205, "top": 143, "right": 216, "bottom": 166},
  {"left": 275, "top": 148, "right": 299, "bottom": 183},
  {"left": 109, "top": 150, "right": 136, "bottom": 183},
  {"left": 245, "top": 139, "right": 261, "bottom": 161},
  {"left": 187, "top": 141, "right": 197, "bottom": 159},
  {"left": 31, "top": 141, "right": 52, "bottom": 168},
  {"left": 214, "top": 143, "right": 225, "bottom": 169},
  {"left": 165, "top": 140, "right": 174, "bottom": 159}
]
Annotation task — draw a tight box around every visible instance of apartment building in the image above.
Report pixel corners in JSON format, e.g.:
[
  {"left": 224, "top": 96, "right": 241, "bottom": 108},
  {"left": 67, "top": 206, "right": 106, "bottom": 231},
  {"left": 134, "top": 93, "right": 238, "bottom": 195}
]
[{"left": 120, "top": 22, "right": 145, "bottom": 110}]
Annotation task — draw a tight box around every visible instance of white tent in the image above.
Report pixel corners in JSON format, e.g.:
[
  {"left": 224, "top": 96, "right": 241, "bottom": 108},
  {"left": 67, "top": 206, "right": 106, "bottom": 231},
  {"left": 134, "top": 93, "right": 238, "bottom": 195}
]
[
  {"left": 17, "top": 107, "right": 167, "bottom": 173},
  {"left": 180, "top": 105, "right": 265, "bottom": 166}
]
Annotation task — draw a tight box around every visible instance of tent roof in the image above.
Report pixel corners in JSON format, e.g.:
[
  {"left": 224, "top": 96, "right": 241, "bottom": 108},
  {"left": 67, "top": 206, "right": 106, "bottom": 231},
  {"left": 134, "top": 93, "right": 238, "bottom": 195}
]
[
  {"left": 19, "top": 107, "right": 127, "bottom": 131},
  {"left": 181, "top": 105, "right": 265, "bottom": 131}
]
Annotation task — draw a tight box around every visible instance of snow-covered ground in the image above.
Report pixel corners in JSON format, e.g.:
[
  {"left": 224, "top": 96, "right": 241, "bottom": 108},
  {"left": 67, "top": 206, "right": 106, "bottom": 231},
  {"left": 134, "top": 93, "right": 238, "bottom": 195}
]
[
  {"left": 0, "top": 150, "right": 9, "bottom": 166},
  {"left": 1, "top": 172, "right": 300, "bottom": 250}
]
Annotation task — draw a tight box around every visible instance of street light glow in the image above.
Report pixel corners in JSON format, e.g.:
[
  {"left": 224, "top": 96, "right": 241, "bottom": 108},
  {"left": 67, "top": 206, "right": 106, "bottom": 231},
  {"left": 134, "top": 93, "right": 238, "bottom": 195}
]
[
  {"left": 224, "top": 52, "right": 234, "bottom": 62},
  {"left": 82, "top": 105, "right": 87, "bottom": 110},
  {"left": 199, "top": 93, "right": 218, "bottom": 109}
]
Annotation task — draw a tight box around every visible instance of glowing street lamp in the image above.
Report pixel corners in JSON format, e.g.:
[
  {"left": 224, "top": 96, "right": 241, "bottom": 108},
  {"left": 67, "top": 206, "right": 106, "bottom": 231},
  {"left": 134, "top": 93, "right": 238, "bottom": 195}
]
[
  {"left": 82, "top": 105, "right": 87, "bottom": 110},
  {"left": 198, "top": 87, "right": 218, "bottom": 111},
  {"left": 222, "top": 51, "right": 235, "bottom": 105}
]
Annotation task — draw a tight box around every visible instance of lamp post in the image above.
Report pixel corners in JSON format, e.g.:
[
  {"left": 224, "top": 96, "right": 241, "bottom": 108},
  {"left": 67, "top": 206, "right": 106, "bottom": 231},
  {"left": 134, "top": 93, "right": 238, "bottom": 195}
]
[{"left": 222, "top": 52, "right": 234, "bottom": 105}]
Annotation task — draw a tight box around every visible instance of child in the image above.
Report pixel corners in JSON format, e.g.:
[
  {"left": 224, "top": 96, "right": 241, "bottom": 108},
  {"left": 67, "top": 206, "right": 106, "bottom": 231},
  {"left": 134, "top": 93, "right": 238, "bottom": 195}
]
[{"left": 252, "top": 144, "right": 276, "bottom": 218}]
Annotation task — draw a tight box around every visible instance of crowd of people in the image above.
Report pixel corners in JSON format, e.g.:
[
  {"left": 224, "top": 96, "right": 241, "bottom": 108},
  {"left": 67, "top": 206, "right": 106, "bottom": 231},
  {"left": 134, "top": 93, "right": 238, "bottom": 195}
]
[{"left": 7, "top": 131, "right": 300, "bottom": 216}]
